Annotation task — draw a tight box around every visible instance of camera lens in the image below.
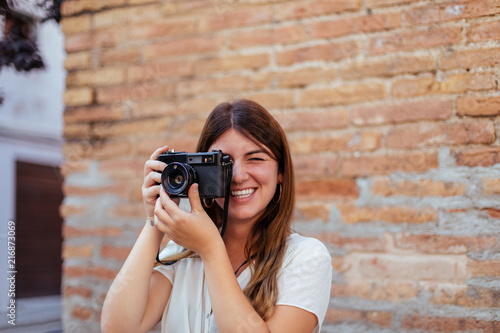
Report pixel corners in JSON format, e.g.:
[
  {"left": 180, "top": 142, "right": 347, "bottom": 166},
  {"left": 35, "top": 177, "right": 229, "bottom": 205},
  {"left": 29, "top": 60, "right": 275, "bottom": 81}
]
[{"left": 161, "top": 162, "right": 197, "bottom": 196}]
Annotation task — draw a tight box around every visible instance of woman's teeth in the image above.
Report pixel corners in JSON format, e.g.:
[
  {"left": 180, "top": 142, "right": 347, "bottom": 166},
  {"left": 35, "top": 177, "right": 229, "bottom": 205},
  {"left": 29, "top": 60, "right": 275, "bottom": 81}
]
[{"left": 231, "top": 188, "right": 255, "bottom": 198}]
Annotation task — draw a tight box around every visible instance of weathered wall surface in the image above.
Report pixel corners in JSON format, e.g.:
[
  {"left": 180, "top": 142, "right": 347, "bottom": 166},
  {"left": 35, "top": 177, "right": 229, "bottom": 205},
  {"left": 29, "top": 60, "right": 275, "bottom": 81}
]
[{"left": 61, "top": 0, "right": 500, "bottom": 331}]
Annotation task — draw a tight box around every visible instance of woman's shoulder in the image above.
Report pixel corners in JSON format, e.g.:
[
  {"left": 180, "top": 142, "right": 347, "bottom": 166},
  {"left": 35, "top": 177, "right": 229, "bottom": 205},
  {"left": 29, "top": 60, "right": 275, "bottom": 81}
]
[{"left": 284, "top": 233, "right": 331, "bottom": 263}]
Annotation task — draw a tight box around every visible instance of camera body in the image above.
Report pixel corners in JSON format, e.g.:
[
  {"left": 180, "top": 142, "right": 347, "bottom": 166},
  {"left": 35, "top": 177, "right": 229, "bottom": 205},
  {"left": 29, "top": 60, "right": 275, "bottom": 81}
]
[{"left": 158, "top": 150, "right": 232, "bottom": 198}]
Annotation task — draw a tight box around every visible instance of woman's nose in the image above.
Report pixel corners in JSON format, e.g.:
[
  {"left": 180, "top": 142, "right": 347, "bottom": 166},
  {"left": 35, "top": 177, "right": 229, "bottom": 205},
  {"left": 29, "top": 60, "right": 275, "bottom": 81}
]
[{"left": 231, "top": 161, "right": 248, "bottom": 184}]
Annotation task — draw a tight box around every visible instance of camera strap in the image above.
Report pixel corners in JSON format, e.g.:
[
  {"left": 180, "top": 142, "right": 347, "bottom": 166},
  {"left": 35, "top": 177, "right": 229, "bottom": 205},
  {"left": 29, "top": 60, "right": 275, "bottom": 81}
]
[{"left": 219, "top": 160, "right": 232, "bottom": 238}]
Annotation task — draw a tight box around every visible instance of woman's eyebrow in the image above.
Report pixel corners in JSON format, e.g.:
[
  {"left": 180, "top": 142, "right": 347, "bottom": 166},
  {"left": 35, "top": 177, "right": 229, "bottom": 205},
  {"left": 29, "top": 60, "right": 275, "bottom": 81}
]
[{"left": 245, "top": 149, "right": 268, "bottom": 156}]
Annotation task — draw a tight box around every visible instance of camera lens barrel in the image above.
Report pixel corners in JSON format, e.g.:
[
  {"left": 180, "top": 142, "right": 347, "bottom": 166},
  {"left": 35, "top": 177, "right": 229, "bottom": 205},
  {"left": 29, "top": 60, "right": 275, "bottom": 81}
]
[{"left": 161, "top": 162, "right": 197, "bottom": 196}]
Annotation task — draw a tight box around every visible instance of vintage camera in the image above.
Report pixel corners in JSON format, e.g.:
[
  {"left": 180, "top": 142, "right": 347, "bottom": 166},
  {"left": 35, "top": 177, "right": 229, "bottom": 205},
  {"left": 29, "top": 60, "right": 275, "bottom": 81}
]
[{"left": 158, "top": 150, "right": 232, "bottom": 198}]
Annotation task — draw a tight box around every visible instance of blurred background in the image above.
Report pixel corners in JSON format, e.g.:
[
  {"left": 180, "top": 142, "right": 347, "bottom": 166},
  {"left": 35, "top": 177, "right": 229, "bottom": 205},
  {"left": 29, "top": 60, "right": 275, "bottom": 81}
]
[
  {"left": 0, "top": 0, "right": 64, "bottom": 332},
  {"left": 1, "top": 0, "right": 500, "bottom": 332}
]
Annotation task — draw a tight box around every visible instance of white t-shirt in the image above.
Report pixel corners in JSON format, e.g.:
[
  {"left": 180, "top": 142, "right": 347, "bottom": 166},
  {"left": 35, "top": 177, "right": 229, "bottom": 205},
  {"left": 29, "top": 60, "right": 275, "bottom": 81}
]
[{"left": 154, "top": 233, "right": 332, "bottom": 333}]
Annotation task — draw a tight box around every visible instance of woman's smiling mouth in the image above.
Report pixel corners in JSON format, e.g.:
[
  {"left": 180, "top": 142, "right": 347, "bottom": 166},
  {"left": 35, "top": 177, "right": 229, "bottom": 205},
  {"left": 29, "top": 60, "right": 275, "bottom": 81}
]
[{"left": 231, "top": 188, "right": 256, "bottom": 199}]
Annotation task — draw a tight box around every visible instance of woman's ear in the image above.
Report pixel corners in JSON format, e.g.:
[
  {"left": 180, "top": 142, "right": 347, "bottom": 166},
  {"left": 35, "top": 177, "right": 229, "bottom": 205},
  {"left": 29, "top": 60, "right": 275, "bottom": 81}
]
[{"left": 278, "top": 173, "right": 283, "bottom": 184}]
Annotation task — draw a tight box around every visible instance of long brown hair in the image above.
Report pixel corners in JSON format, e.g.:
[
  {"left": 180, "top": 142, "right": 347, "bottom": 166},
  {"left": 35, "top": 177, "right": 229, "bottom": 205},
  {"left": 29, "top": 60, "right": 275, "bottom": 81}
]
[
  {"left": 198, "top": 99, "right": 295, "bottom": 320},
  {"left": 160, "top": 99, "right": 295, "bottom": 320}
]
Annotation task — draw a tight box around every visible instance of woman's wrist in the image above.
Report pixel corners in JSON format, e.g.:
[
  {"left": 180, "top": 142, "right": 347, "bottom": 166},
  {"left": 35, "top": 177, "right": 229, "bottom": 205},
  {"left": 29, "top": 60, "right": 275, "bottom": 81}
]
[{"left": 199, "top": 236, "right": 226, "bottom": 262}]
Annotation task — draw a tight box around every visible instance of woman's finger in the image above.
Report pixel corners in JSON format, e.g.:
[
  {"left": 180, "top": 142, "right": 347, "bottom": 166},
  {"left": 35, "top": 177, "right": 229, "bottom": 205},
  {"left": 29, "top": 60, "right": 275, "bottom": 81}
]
[
  {"left": 154, "top": 195, "right": 174, "bottom": 233},
  {"left": 150, "top": 145, "right": 170, "bottom": 161},
  {"left": 188, "top": 184, "right": 204, "bottom": 214},
  {"left": 159, "top": 186, "right": 184, "bottom": 221},
  {"left": 144, "top": 160, "right": 168, "bottom": 177}
]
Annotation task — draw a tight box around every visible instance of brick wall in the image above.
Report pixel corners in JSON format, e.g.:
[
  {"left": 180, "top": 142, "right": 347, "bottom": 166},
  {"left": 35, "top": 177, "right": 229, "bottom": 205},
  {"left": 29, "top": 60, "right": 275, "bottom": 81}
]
[{"left": 60, "top": 0, "right": 500, "bottom": 332}]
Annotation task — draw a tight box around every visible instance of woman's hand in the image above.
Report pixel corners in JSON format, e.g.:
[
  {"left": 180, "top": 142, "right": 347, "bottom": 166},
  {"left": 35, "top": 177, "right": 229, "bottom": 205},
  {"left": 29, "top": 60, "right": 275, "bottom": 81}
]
[
  {"left": 154, "top": 184, "right": 223, "bottom": 257},
  {"left": 142, "top": 145, "right": 170, "bottom": 219}
]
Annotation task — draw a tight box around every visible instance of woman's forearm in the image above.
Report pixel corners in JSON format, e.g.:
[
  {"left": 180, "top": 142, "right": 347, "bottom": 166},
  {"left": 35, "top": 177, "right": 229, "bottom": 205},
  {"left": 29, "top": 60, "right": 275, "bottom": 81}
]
[
  {"left": 101, "top": 220, "right": 164, "bottom": 333},
  {"left": 201, "top": 242, "right": 270, "bottom": 333}
]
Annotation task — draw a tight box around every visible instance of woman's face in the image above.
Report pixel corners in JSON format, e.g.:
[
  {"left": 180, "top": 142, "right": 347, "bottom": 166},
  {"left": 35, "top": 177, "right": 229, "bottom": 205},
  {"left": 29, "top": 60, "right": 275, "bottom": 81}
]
[{"left": 209, "top": 128, "right": 282, "bottom": 226}]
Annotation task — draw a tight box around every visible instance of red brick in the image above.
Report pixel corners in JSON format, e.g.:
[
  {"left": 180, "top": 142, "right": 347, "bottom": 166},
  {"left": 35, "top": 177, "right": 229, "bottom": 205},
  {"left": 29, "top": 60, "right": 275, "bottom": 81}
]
[
  {"left": 63, "top": 225, "right": 123, "bottom": 239},
  {"left": 299, "top": 83, "right": 386, "bottom": 107},
  {"left": 101, "top": 244, "right": 131, "bottom": 260},
  {"left": 176, "top": 76, "right": 252, "bottom": 97},
  {"left": 71, "top": 306, "right": 93, "bottom": 321},
  {"left": 276, "top": 109, "right": 348, "bottom": 132},
  {"left": 482, "top": 178, "right": 500, "bottom": 195},
  {"left": 199, "top": 6, "right": 272, "bottom": 31},
  {"left": 63, "top": 243, "right": 95, "bottom": 259},
  {"left": 61, "top": 0, "right": 127, "bottom": 16},
  {"left": 64, "top": 88, "right": 93, "bottom": 107},
  {"left": 125, "top": 18, "right": 197, "bottom": 40},
  {"left": 394, "top": 233, "right": 498, "bottom": 254},
  {"left": 291, "top": 131, "right": 381, "bottom": 154},
  {"left": 392, "top": 73, "right": 494, "bottom": 98},
  {"left": 100, "top": 47, "right": 141, "bottom": 66},
  {"left": 227, "top": 25, "right": 307, "bottom": 49},
  {"left": 276, "top": 41, "right": 359, "bottom": 66},
  {"left": 351, "top": 99, "right": 452, "bottom": 126},
  {"left": 67, "top": 68, "right": 125, "bottom": 87},
  {"left": 468, "top": 19, "right": 500, "bottom": 42},
  {"left": 64, "top": 285, "right": 93, "bottom": 299},
  {"left": 367, "top": 26, "right": 462, "bottom": 55},
  {"left": 440, "top": 47, "right": 500, "bottom": 70},
  {"left": 60, "top": 203, "right": 86, "bottom": 218},
  {"left": 372, "top": 179, "right": 465, "bottom": 198},
  {"left": 60, "top": 14, "right": 91, "bottom": 35},
  {"left": 144, "top": 35, "right": 222, "bottom": 60},
  {"left": 405, "top": 0, "right": 500, "bottom": 26},
  {"left": 339, "top": 54, "right": 435, "bottom": 80},
  {"left": 468, "top": 259, "right": 500, "bottom": 277},
  {"left": 318, "top": 233, "right": 386, "bottom": 252},
  {"left": 92, "top": 118, "right": 169, "bottom": 139},
  {"left": 275, "top": 0, "right": 361, "bottom": 20},
  {"left": 296, "top": 179, "right": 359, "bottom": 199},
  {"left": 253, "top": 68, "right": 337, "bottom": 89},
  {"left": 160, "top": 0, "right": 212, "bottom": 16},
  {"left": 93, "top": 5, "right": 161, "bottom": 29},
  {"left": 331, "top": 280, "right": 418, "bottom": 302},
  {"left": 63, "top": 123, "right": 92, "bottom": 140},
  {"left": 485, "top": 208, "right": 500, "bottom": 218},
  {"left": 403, "top": 314, "right": 500, "bottom": 332},
  {"left": 366, "top": 0, "right": 418, "bottom": 8},
  {"left": 457, "top": 96, "right": 500, "bottom": 116},
  {"left": 431, "top": 285, "right": 500, "bottom": 308},
  {"left": 130, "top": 99, "right": 177, "bottom": 119},
  {"left": 65, "top": 28, "right": 121, "bottom": 53},
  {"left": 244, "top": 91, "right": 296, "bottom": 110},
  {"left": 64, "top": 105, "right": 124, "bottom": 123},
  {"left": 455, "top": 147, "right": 500, "bottom": 167},
  {"left": 64, "top": 51, "right": 91, "bottom": 71},
  {"left": 96, "top": 82, "right": 172, "bottom": 104},
  {"left": 385, "top": 120, "right": 495, "bottom": 148},
  {"left": 110, "top": 202, "right": 145, "bottom": 219},
  {"left": 127, "top": 60, "right": 194, "bottom": 83},
  {"left": 175, "top": 97, "right": 220, "bottom": 115},
  {"left": 295, "top": 202, "right": 332, "bottom": 222},
  {"left": 325, "top": 309, "right": 364, "bottom": 323},
  {"left": 63, "top": 179, "right": 125, "bottom": 199},
  {"left": 342, "top": 152, "right": 438, "bottom": 177},
  {"left": 338, "top": 203, "right": 437, "bottom": 224},
  {"left": 311, "top": 12, "right": 401, "bottom": 39},
  {"left": 64, "top": 265, "right": 118, "bottom": 280},
  {"left": 195, "top": 53, "right": 269, "bottom": 74},
  {"left": 352, "top": 253, "right": 467, "bottom": 282},
  {"left": 293, "top": 154, "right": 339, "bottom": 179},
  {"left": 93, "top": 140, "right": 134, "bottom": 160}
]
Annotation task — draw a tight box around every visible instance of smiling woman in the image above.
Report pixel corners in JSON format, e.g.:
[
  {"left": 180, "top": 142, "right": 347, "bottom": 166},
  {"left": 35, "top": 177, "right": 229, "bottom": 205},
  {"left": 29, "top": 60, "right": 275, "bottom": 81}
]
[{"left": 101, "top": 99, "right": 332, "bottom": 333}]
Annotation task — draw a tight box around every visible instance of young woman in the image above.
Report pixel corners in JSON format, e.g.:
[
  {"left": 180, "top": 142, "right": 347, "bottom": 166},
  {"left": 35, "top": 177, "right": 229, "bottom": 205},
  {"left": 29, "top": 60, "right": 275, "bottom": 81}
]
[{"left": 101, "top": 99, "right": 332, "bottom": 333}]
